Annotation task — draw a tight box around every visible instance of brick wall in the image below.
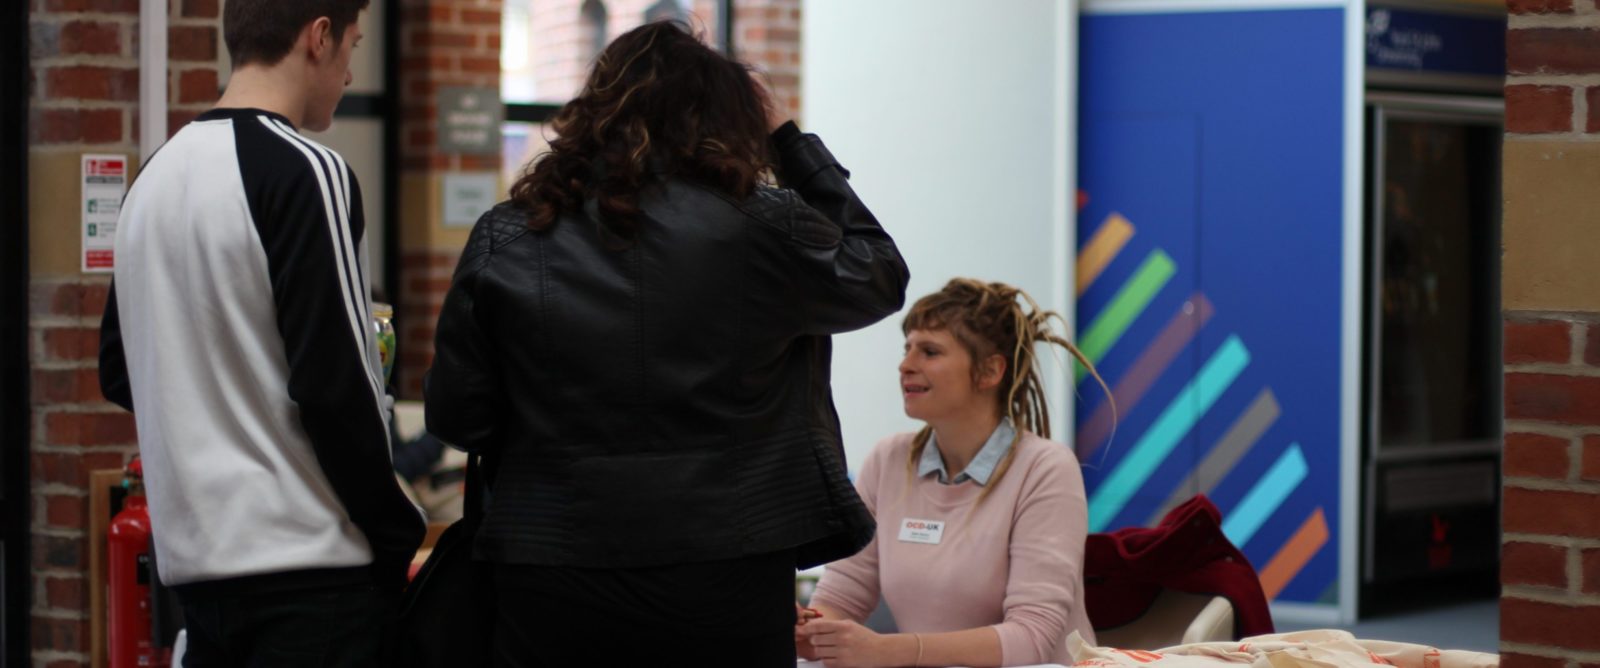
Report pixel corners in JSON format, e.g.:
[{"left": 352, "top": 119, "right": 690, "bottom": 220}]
[
  {"left": 397, "top": 248, "right": 457, "bottom": 399},
  {"left": 165, "top": 0, "right": 222, "bottom": 135},
  {"left": 26, "top": 0, "right": 222, "bottom": 664},
  {"left": 1504, "top": 1, "right": 1600, "bottom": 136},
  {"left": 1502, "top": 316, "right": 1600, "bottom": 667},
  {"left": 28, "top": 280, "right": 129, "bottom": 668},
  {"left": 400, "top": 1, "right": 504, "bottom": 174},
  {"left": 733, "top": 0, "right": 801, "bottom": 120},
  {"left": 1502, "top": 4, "right": 1600, "bottom": 668},
  {"left": 396, "top": 0, "right": 503, "bottom": 399}
]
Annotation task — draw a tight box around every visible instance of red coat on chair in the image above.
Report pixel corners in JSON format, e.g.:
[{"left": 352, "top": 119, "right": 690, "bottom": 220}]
[{"left": 1084, "top": 495, "right": 1275, "bottom": 639}]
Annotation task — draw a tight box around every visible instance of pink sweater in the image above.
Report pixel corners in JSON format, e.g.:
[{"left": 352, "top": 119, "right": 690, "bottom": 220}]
[{"left": 811, "top": 431, "right": 1096, "bottom": 666}]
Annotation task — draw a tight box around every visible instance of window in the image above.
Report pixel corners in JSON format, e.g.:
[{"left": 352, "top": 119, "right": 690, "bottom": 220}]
[
  {"left": 580, "top": 0, "right": 609, "bottom": 67},
  {"left": 645, "top": 0, "right": 687, "bottom": 24},
  {"left": 500, "top": 0, "right": 535, "bottom": 104},
  {"left": 502, "top": 0, "right": 732, "bottom": 106},
  {"left": 501, "top": 1, "right": 735, "bottom": 178}
]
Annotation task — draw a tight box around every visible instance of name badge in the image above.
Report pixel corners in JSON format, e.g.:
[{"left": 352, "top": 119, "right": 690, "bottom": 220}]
[{"left": 897, "top": 518, "right": 945, "bottom": 545}]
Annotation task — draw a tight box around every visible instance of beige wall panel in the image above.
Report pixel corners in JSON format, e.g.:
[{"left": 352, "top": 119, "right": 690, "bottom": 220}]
[
  {"left": 29, "top": 151, "right": 137, "bottom": 277},
  {"left": 399, "top": 173, "right": 474, "bottom": 251},
  {"left": 1503, "top": 139, "right": 1600, "bottom": 312}
]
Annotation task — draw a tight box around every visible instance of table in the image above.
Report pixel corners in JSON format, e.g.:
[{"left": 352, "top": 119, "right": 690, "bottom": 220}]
[{"left": 799, "top": 663, "right": 1069, "bottom": 668}]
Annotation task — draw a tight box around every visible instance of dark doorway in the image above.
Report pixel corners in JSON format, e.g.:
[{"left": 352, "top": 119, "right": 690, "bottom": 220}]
[{"left": 1, "top": 1, "right": 33, "bottom": 665}]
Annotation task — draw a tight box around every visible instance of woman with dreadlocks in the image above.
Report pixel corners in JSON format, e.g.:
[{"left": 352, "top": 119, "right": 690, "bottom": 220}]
[{"left": 797, "top": 278, "right": 1112, "bottom": 668}]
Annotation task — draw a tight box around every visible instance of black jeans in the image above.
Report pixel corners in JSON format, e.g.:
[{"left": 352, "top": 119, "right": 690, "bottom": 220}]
[{"left": 179, "top": 581, "right": 398, "bottom": 667}]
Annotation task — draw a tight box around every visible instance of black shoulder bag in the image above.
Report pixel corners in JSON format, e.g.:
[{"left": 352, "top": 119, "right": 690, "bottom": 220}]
[{"left": 398, "top": 454, "right": 494, "bottom": 667}]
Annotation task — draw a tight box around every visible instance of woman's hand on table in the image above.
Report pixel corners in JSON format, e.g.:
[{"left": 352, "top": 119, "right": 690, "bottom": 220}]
[
  {"left": 796, "top": 603, "right": 824, "bottom": 661},
  {"left": 794, "top": 619, "right": 915, "bottom": 668},
  {"left": 796, "top": 628, "right": 823, "bottom": 661}
]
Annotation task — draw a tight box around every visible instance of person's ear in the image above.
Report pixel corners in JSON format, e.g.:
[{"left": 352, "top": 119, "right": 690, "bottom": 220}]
[
  {"left": 305, "top": 17, "right": 334, "bottom": 64},
  {"left": 977, "top": 354, "right": 1007, "bottom": 392}
]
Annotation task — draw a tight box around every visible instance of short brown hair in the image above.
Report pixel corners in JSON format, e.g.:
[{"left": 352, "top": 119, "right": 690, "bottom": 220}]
[{"left": 224, "top": 0, "right": 369, "bottom": 68}]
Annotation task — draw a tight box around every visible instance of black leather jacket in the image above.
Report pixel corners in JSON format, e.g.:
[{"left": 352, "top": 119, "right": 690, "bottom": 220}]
[{"left": 424, "top": 124, "right": 909, "bottom": 569}]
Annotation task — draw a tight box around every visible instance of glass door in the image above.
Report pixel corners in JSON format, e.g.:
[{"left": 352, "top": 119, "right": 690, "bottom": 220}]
[
  {"left": 1362, "top": 92, "right": 1503, "bottom": 611},
  {"left": 1369, "top": 96, "right": 1503, "bottom": 462}
]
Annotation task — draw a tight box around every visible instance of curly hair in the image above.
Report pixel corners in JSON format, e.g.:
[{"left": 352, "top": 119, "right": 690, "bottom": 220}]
[
  {"left": 901, "top": 278, "right": 1115, "bottom": 500},
  {"left": 508, "top": 21, "right": 774, "bottom": 245}
]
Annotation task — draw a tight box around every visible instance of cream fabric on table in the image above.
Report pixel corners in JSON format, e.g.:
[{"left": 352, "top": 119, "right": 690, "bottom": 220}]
[
  {"left": 1068, "top": 629, "right": 1498, "bottom": 668},
  {"left": 798, "top": 663, "right": 1067, "bottom": 668}
]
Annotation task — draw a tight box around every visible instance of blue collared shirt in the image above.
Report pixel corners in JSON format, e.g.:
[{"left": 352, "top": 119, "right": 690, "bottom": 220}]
[{"left": 917, "top": 418, "right": 1017, "bottom": 486}]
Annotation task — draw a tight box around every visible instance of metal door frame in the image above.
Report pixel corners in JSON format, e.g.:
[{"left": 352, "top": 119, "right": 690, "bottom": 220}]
[{"left": 2, "top": 1, "right": 32, "bottom": 664}]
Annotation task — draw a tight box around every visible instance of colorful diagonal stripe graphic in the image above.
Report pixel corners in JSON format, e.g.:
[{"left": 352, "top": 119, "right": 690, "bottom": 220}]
[
  {"left": 1077, "top": 213, "right": 1135, "bottom": 296},
  {"left": 1221, "top": 443, "right": 1308, "bottom": 548},
  {"left": 1075, "top": 203, "right": 1332, "bottom": 602},
  {"left": 1147, "top": 389, "right": 1280, "bottom": 525},
  {"left": 1077, "top": 249, "right": 1175, "bottom": 379},
  {"left": 1077, "top": 293, "right": 1212, "bottom": 460},
  {"left": 1087, "top": 335, "right": 1250, "bottom": 532},
  {"left": 1259, "top": 508, "right": 1329, "bottom": 600}
]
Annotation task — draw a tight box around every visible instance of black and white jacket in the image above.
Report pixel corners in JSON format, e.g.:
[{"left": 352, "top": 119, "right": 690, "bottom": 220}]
[{"left": 99, "top": 108, "right": 424, "bottom": 588}]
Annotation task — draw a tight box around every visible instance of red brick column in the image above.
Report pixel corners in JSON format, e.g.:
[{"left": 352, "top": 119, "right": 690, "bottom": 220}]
[
  {"left": 1501, "top": 5, "right": 1600, "bottom": 668},
  {"left": 26, "top": 0, "right": 222, "bottom": 664},
  {"left": 396, "top": 1, "right": 503, "bottom": 399},
  {"left": 1501, "top": 317, "right": 1600, "bottom": 666}
]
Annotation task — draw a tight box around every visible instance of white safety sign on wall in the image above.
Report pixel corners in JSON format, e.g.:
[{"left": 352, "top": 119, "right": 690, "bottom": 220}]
[{"left": 82, "top": 154, "right": 127, "bottom": 273}]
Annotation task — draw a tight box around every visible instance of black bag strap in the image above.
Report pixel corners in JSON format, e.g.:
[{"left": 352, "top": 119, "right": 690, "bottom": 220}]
[{"left": 464, "top": 454, "right": 484, "bottom": 522}]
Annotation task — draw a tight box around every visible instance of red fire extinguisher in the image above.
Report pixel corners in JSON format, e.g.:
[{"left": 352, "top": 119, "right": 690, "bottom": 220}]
[{"left": 108, "top": 456, "right": 164, "bottom": 668}]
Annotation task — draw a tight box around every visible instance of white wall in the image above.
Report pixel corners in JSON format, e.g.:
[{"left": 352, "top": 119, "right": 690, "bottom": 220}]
[{"left": 802, "top": 0, "right": 1076, "bottom": 470}]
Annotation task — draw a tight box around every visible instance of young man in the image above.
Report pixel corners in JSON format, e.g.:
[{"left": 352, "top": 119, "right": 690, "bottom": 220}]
[{"left": 98, "top": 1, "right": 423, "bottom": 664}]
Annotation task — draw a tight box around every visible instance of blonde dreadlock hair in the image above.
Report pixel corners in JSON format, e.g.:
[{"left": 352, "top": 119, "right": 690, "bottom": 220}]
[{"left": 901, "top": 278, "right": 1115, "bottom": 502}]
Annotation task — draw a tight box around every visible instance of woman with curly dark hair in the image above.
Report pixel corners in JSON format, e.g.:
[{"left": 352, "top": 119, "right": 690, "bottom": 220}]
[{"left": 424, "top": 21, "right": 909, "bottom": 666}]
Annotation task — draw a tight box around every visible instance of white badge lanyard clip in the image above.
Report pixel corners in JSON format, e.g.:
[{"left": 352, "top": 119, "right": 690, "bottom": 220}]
[{"left": 897, "top": 518, "right": 945, "bottom": 545}]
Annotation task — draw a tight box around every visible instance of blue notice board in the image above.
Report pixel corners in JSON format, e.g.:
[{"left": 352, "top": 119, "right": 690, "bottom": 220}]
[
  {"left": 1365, "top": 5, "right": 1505, "bottom": 77},
  {"left": 1077, "top": 8, "right": 1347, "bottom": 607}
]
